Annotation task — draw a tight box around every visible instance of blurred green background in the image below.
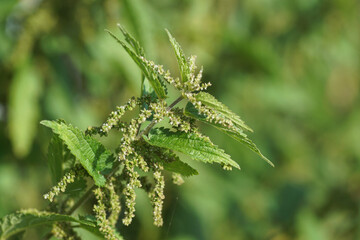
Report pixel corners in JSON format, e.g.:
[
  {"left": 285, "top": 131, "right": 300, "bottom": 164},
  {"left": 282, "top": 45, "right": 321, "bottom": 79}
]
[{"left": 1, "top": 0, "right": 360, "bottom": 239}]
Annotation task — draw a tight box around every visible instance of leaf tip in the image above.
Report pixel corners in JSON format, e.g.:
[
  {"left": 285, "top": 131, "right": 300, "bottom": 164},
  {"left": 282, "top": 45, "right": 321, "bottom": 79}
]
[
  {"left": 40, "top": 120, "right": 50, "bottom": 127},
  {"left": 262, "top": 155, "right": 275, "bottom": 167}
]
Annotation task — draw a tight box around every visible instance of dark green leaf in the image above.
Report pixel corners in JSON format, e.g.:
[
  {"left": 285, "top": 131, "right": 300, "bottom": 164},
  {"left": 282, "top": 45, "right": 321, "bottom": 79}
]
[
  {"left": 41, "top": 120, "right": 114, "bottom": 186},
  {"left": 185, "top": 102, "right": 274, "bottom": 167},
  {"left": 106, "top": 29, "right": 167, "bottom": 99},
  {"left": 117, "top": 23, "right": 145, "bottom": 56},
  {"left": 194, "top": 92, "right": 253, "bottom": 132},
  {"left": 163, "top": 160, "right": 198, "bottom": 177},
  {"left": 0, "top": 210, "right": 107, "bottom": 240},
  {"left": 143, "top": 127, "right": 240, "bottom": 169}
]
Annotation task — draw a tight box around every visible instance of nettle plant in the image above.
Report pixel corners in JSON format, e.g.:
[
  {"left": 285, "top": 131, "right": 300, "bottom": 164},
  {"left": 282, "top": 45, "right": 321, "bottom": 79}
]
[{"left": 0, "top": 25, "right": 273, "bottom": 240}]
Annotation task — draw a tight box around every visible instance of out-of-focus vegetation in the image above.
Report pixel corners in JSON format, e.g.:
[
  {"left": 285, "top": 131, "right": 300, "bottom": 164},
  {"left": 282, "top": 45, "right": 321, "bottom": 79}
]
[{"left": 0, "top": 0, "right": 359, "bottom": 239}]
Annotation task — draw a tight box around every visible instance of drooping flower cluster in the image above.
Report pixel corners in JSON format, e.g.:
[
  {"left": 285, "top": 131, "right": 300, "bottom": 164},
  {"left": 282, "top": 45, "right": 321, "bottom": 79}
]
[
  {"left": 149, "top": 164, "right": 165, "bottom": 227},
  {"left": 107, "top": 177, "right": 121, "bottom": 226},
  {"left": 52, "top": 222, "right": 81, "bottom": 240},
  {"left": 121, "top": 153, "right": 144, "bottom": 226},
  {"left": 93, "top": 186, "right": 119, "bottom": 240},
  {"left": 44, "top": 165, "right": 87, "bottom": 202},
  {"left": 44, "top": 171, "right": 75, "bottom": 202},
  {"left": 172, "top": 173, "right": 184, "bottom": 185}
]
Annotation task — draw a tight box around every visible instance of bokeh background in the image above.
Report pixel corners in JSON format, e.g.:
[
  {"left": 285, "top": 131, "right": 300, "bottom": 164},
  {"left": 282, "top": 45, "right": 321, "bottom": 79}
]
[{"left": 1, "top": 0, "right": 360, "bottom": 239}]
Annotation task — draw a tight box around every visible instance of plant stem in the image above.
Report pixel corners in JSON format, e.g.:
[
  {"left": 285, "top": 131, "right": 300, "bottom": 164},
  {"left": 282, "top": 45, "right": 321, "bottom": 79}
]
[
  {"left": 66, "top": 161, "right": 121, "bottom": 215},
  {"left": 66, "top": 95, "right": 183, "bottom": 215},
  {"left": 135, "top": 96, "right": 183, "bottom": 140},
  {"left": 66, "top": 185, "right": 96, "bottom": 215}
]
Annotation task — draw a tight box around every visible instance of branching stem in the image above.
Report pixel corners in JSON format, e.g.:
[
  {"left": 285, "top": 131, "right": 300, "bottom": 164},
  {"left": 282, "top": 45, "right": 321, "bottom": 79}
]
[{"left": 135, "top": 96, "right": 183, "bottom": 140}]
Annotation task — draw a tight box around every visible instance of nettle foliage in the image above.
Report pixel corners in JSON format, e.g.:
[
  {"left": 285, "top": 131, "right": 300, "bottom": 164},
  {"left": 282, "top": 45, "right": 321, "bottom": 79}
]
[{"left": 0, "top": 24, "right": 273, "bottom": 240}]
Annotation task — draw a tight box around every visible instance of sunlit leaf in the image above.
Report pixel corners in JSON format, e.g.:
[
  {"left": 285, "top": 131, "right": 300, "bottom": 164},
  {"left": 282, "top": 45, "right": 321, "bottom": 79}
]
[
  {"left": 41, "top": 120, "right": 114, "bottom": 186},
  {"left": 106, "top": 29, "right": 167, "bottom": 99},
  {"left": 163, "top": 160, "right": 198, "bottom": 177},
  {"left": 194, "top": 92, "right": 253, "bottom": 132},
  {"left": 185, "top": 102, "right": 274, "bottom": 167},
  {"left": 143, "top": 127, "right": 240, "bottom": 169},
  {"left": 166, "top": 29, "right": 190, "bottom": 82}
]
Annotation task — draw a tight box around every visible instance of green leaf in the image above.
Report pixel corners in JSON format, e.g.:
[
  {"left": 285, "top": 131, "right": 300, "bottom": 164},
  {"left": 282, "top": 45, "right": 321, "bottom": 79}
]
[
  {"left": 41, "top": 120, "right": 114, "bottom": 186},
  {"left": 143, "top": 127, "right": 240, "bottom": 169},
  {"left": 165, "top": 29, "right": 189, "bottom": 82},
  {"left": 0, "top": 210, "right": 107, "bottom": 240},
  {"left": 163, "top": 160, "right": 198, "bottom": 177},
  {"left": 117, "top": 23, "right": 145, "bottom": 56},
  {"left": 142, "top": 146, "right": 198, "bottom": 176},
  {"left": 106, "top": 29, "right": 167, "bottom": 99},
  {"left": 47, "top": 134, "right": 64, "bottom": 184},
  {"left": 8, "top": 63, "right": 43, "bottom": 158},
  {"left": 194, "top": 92, "right": 253, "bottom": 132},
  {"left": 185, "top": 102, "right": 274, "bottom": 167}
]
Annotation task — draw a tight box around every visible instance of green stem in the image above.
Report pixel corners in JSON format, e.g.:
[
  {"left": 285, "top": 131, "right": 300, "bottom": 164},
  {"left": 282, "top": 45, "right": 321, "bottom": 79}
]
[{"left": 135, "top": 96, "right": 183, "bottom": 140}]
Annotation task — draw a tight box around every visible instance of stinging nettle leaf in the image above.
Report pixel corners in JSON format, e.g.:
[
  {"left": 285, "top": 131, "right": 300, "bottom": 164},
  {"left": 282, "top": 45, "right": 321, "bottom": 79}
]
[
  {"left": 163, "top": 160, "right": 198, "bottom": 177},
  {"left": 143, "top": 146, "right": 198, "bottom": 176},
  {"left": 106, "top": 29, "right": 167, "bottom": 99},
  {"left": 117, "top": 23, "right": 145, "bottom": 56},
  {"left": 165, "top": 29, "right": 190, "bottom": 83},
  {"left": 143, "top": 127, "right": 240, "bottom": 169},
  {"left": 41, "top": 120, "right": 114, "bottom": 186},
  {"left": 185, "top": 102, "right": 274, "bottom": 167},
  {"left": 0, "top": 210, "right": 108, "bottom": 240},
  {"left": 194, "top": 92, "right": 253, "bottom": 132}
]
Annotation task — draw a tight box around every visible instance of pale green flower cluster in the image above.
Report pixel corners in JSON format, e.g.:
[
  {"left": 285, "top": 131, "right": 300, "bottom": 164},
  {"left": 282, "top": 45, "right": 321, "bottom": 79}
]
[
  {"left": 172, "top": 173, "right": 184, "bottom": 185},
  {"left": 149, "top": 164, "right": 165, "bottom": 227},
  {"left": 122, "top": 155, "right": 142, "bottom": 226},
  {"left": 140, "top": 55, "right": 211, "bottom": 94},
  {"left": 107, "top": 177, "right": 121, "bottom": 226},
  {"left": 52, "top": 222, "right": 81, "bottom": 240},
  {"left": 93, "top": 187, "right": 119, "bottom": 240},
  {"left": 140, "top": 51, "right": 236, "bottom": 134},
  {"left": 43, "top": 171, "right": 75, "bottom": 202},
  {"left": 100, "top": 97, "right": 138, "bottom": 134}
]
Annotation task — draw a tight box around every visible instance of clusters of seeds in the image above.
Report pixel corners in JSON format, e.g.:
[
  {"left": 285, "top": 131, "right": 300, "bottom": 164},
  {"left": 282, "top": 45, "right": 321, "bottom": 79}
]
[
  {"left": 140, "top": 55, "right": 211, "bottom": 94},
  {"left": 100, "top": 97, "right": 138, "bottom": 134},
  {"left": 172, "top": 173, "right": 184, "bottom": 185},
  {"left": 44, "top": 165, "right": 87, "bottom": 202},
  {"left": 167, "top": 108, "right": 193, "bottom": 133},
  {"left": 121, "top": 153, "right": 144, "bottom": 225},
  {"left": 140, "top": 53, "right": 238, "bottom": 133},
  {"left": 43, "top": 171, "right": 75, "bottom": 202},
  {"left": 106, "top": 177, "right": 121, "bottom": 226},
  {"left": 149, "top": 164, "right": 165, "bottom": 226},
  {"left": 52, "top": 222, "right": 81, "bottom": 240},
  {"left": 93, "top": 187, "right": 119, "bottom": 240},
  {"left": 193, "top": 102, "right": 236, "bottom": 131}
]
